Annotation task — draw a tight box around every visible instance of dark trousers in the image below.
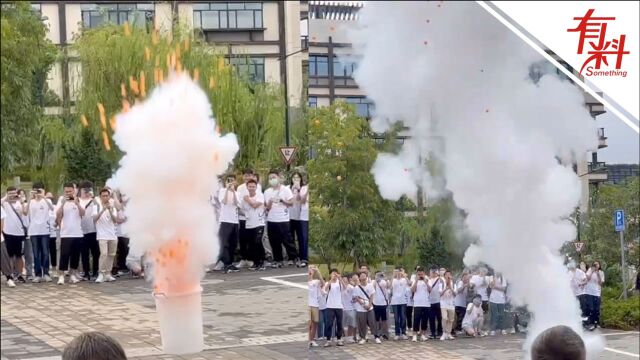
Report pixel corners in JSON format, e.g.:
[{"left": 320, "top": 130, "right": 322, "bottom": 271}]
[
  {"left": 454, "top": 306, "right": 466, "bottom": 332},
  {"left": 267, "top": 221, "right": 297, "bottom": 262},
  {"left": 115, "top": 237, "right": 130, "bottom": 272},
  {"left": 238, "top": 220, "right": 251, "bottom": 261},
  {"left": 81, "top": 232, "right": 100, "bottom": 277},
  {"left": 586, "top": 295, "right": 601, "bottom": 325},
  {"left": 31, "top": 234, "right": 50, "bottom": 277},
  {"left": 291, "top": 219, "right": 309, "bottom": 261},
  {"left": 429, "top": 302, "right": 443, "bottom": 337},
  {"left": 325, "top": 308, "right": 344, "bottom": 340},
  {"left": 60, "top": 237, "right": 82, "bottom": 271},
  {"left": 406, "top": 306, "right": 413, "bottom": 331},
  {"left": 49, "top": 236, "right": 57, "bottom": 267},
  {"left": 413, "top": 307, "right": 429, "bottom": 332},
  {"left": 219, "top": 222, "right": 239, "bottom": 266},
  {"left": 578, "top": 295, "right": 588, "bottom": 318},
  {"left": 490, "top": 302, "right": 506, "bottom": 331},
  {"left": 392, "top": 304, "right": 407, "bottom": 335},
  {"left": 246, "top": 226, "right": 265, "bottom": 265}
]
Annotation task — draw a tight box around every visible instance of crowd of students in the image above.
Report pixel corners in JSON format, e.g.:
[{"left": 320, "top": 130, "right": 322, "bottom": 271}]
[
  {"left": 210, "top": 168, "right": 309, "bottom": 273},
  {"left": 1, "top": 181, "right": 136, "bottom": 287},
  {"left": 0, "top": 167, "right": 310, "bottom": 285},
  {"left": 308, "top": 262, "right": 605, "bottom": 348}
]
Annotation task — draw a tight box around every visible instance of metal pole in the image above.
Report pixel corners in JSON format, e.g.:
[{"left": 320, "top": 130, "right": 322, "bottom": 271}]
[{"left": 620, "top": 231, "right": 627, "bottom": 299}]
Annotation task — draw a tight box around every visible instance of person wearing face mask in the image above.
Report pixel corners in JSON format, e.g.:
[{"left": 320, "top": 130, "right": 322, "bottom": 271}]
[
  {"left": 288, "top": 172, "right": 309, "bottom": 268},
  {"left": 263, "top": 170, "right": 297, "bottom": 268},
  {"left": 584, "top": 261, "right": 605, "bottom": 331}
]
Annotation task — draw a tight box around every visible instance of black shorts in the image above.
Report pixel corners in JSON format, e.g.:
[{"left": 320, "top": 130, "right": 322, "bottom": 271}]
[
  {"left": 3, "top": 233, "right": 25, "bottom": 257},
  {"left": 373, "top": 305, "right": 388, "bottom": 321}
]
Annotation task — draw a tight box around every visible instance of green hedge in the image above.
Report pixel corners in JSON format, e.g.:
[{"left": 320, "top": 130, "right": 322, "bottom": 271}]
[{"left": 600, "top": 287, "right": 640, "bottom": 330}]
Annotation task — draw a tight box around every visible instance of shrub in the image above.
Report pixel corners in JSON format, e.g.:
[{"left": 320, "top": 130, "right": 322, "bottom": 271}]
[{"left": 600, "top": 287, "right": 640, "bottom": 330}]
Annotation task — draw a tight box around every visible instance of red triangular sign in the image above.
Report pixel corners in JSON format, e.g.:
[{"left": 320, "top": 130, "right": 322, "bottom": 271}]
[
  {"left": 279, "top": 146, "right": 297, "bottom": 165},
  {"left": 574, "top": 242, "right": 584, "bottom": 252}
]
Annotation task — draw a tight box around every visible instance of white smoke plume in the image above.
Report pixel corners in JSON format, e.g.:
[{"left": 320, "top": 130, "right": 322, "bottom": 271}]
[
  {"left": 348, "top": 2, "right": 604, "bottom": 358},
  {"left": 107, "top": 73, "right": 238, "bottom": 293}
]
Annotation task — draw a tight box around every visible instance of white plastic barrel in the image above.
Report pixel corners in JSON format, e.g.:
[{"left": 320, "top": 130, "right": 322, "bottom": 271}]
[{"left": 153, "top": 286, "right": 204, "bottom": 354}]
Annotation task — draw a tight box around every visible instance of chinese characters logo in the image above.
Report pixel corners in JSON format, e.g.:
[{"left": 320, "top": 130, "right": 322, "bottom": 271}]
[{"left": 567, "top": 9, "right": 629, "bottom": 77}]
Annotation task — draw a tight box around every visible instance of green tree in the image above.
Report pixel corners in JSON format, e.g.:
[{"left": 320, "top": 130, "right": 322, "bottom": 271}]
[
  {"left": 71, "top": 23, "right": 292, "bottom": 180},
  {"left": 308, "top": 102, "right": 401, "bottom": 270},
  {"left": 63, "top": 127, "right": 113, "bottom": 186},
  {"left": 1, "top": 1, "right": 57, "bottom": 183},
  {"left": 583, "top": 177, "right": 640, "bottom": 284}
]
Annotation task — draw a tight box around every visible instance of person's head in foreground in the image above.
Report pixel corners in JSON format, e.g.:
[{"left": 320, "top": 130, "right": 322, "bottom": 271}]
[
  {"left": 531, "top": 325, "right": 586, "bottom": 360},
  {"left": 62, "top": 331, "right": 127, "bottom": 360}
]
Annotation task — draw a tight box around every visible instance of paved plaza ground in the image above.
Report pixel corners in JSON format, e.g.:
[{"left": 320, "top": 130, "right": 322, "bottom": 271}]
[{"left": 1, "top": 268, "right": 638, "bottom": 360}]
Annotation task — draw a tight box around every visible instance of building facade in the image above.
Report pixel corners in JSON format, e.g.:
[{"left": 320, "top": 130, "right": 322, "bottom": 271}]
[{"left": 35, "top": 1, "right": 306, "bottom": 115}]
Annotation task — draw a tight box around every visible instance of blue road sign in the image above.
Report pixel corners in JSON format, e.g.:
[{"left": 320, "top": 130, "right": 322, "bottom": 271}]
[{"left": 614, "top": 209, "right": 625, "bottom": 232}]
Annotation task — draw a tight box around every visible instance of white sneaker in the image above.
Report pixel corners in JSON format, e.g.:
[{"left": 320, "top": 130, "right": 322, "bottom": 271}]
[
  {"left": 412, "top": 335, "right": 417, "bottom": 342},
  {"left": 212, "top": 261, "right": 224, "bottom": 271},
  {"left": 32, "top": 276, "right": 41, "bottom": 283},
  {"left": 375, "top": 338, "right": 382, "bottom": 344},
  {"left": 324, "top": 341, "right": 332, "bottom": 347},
  {"left": 358, "top": 339, "right": 367, "bottom": 344},
  {"left": 501, "top": 330, "right": 507, "bottom": 335},
  {"left": 7, "top": 279, "right": 16, "bottom": 288},
  {"left": 70, "top": 274, "right": 80, "bottom": 284},
  {"left": 95, "top": 273, "right": 105, "bottom": 283},
  {"left": 420, "top": 335, "right": 428, "bottom": 342},
  {"left": 57, "top": 276, "right": 65, "bottom": 285},
  {"left": 337, "top": 340, "right": 344, "bottom": 346},
  {"left": 106, "top": 274, "right": 116, "bottom": 282},
  {"left": 43, "top": 275, "right": 52, "bottom": 282},
  {"left": 402, "top": 335, "right": 409, "bottom": 340},
  {"left": 440, "top": 334, "right": 447, "bottom": 341},
  {"left": 489, "top": 331, "right": 496, "bottom": 336},
  {"left": 309, "top": 341, "right": 318, "bottom": 348},
  {"left": 394, "top": 335, "right": 400, "bottom": 341},
  {"left": 346, "top": 338, "right": 355, "bottom": 344}
]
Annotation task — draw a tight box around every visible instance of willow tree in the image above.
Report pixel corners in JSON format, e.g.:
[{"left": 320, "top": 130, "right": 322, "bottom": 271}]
[
  {"left": 69, "top": 22, "right": 288, "bottom": 184},
  {"left": 1, "top": 1, "right": 57, "bottom": 184}
]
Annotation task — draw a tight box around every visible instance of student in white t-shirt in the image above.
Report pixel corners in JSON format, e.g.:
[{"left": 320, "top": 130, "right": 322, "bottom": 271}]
[
  {"left": 470, "top": 267, "right": 490, "bottom": 312},
  {"left": 584, "top": 261, "right": 605, "bottom": 330},
  {"left": 427, "top": 266, "right": 444, "bottom": 339},
  {"left": 2, "top": 187, "right": 29, "bottom": 286},
  {"left": 489, "top": 272, "right": 508, "bottom": 336},
  {"left": 1, "top": 205, "right": 13, "bottom": 285},
  {"left": 568, "top": 262, "right": 588, "bottom": 318},
  {"left": 372, "top": 271, "right": 390, "bottom": 342},
  {"left": 322, "top": 269, "right": 346, "bottom": 347},
  {"left": 24, "top": 182, "right": 54, "bottom": 283},
  {"left": 390, "top": 267, "right": 409, "bottom": 340},
  {"left": 353, "top": 271, "right": 375, "bottom": 344},
  {"left": 218, "top": 175, "right": 240, "bottom": 273},
  {"left": 462, "top": 295, "right": 485, "bottom": 337},
  {"left": 342, "top": 273, "right": 358, "bottom": 343},
  {"left": 454, "top": 272, "right": 472, "bottom": 333},
  {"left": 93, "top": 188, "right": 119, "bottom": 283},
  {"left": 440, "top": 270, "right": 456, "bottom": 340},
  {"left": 308, "top": 266, "right": 324, "bottom": 348},
  {"left": 236, "top": 169, "right": 262, "bottom": 269},
  {"left": 288, "top": 172, "right": 309, "bottom": 267},
  {"left": 240, "top": 179, "right": 266, "bottom": 270},
  {"left": 55, "top": 182, "right": 86, "bottom": 285},
  {"left": 78, "top": 181, "right": 100, "bottom": 280},
  {"left": 264, "top": 170, "right": 297, "bottom": 267},
  {"left": 411, "top": 266, "right": 431, "bottom": 342}
]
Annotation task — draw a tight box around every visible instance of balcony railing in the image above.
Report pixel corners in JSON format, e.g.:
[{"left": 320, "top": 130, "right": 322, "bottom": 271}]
[{"left": 588, "top": 161, "right": 606, "bottom": 173}]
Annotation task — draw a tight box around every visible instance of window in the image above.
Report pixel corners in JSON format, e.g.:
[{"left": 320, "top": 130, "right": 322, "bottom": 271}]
[
  {"left": 308, "top": 97, "right": 317, "bottom": 108},
  {"left": 309, "top": 55, "right": 328, "bottom": 76},
  {"left": 81, "top": 3, "right": 154, "bottom": 29},
  {"left": 228, "top": 57, "right": 265, "bottom": 83},
  {"left": 193, "top": 2, "right": 263, "bottom": 30},
  {"left": 333, "top": 58, "right": 356, "bottom": 78},
  {"left": 339, "top": 97, "right": 375, "bottom": 118}
]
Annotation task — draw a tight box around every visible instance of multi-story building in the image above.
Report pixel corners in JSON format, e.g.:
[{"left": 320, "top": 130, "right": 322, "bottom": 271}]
[
  {"left": 35, "top": 1, "right": 306, "bottom": 127},
  {"left": 605, "top": 164, "right": 640, "bottom": 185}
]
